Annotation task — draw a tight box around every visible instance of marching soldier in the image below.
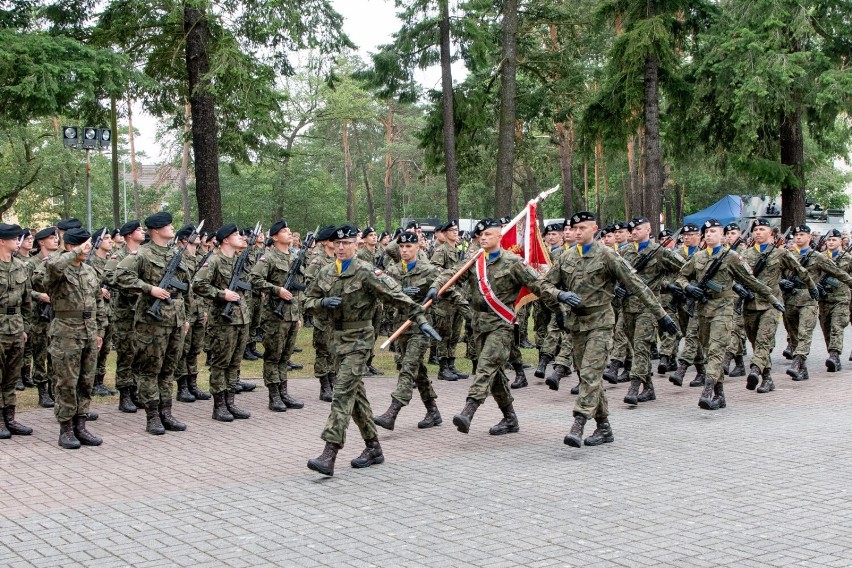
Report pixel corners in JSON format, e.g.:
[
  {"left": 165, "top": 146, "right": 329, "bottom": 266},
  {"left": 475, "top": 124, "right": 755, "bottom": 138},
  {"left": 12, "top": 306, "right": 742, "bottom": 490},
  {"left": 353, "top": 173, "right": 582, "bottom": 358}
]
[
  {"left": 603, "top": 221, "right": 633, "bottom": 384},
  {"left": 722, "top": 222, "right": 748, "bottom": 377},
  {"left": 429, "top": 220, "right": 470, "bottom": 382},
  {"left": 656, "top": 229, "right": 680, "bottom": 375},
  {"left": 356, "top": 226, "right": 383, "bottom": 375},
  {"left": 304, "top": 226, "right": 339, "bottom": 401},
  {"left": 815, "top": 229, "right": 852, "bottom": 372},
  {"left": 669, "top": 223, "right": 706, "bottom": 387}
]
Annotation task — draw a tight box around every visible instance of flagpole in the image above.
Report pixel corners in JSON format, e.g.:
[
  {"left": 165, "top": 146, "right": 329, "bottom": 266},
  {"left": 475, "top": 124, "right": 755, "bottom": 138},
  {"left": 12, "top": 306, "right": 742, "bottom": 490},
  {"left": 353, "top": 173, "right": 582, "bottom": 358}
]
[{"left": 380, "top": 185, "right": 560, "bottom": 349}]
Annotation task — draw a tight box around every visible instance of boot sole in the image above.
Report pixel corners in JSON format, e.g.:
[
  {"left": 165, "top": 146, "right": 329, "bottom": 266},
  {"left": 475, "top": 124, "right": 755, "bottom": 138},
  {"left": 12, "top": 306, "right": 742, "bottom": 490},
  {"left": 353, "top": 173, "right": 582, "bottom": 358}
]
[
  {"left": 688, "top": 381, "right": 704, "bottom": 387},
  {"left": 213, "top": 414, "right": 234, "bottom": 422},
  {"left": 307, "top": 460, "right": 334, "bottom": 476},
  {"left": 77, "top": 437, "right": 102, "bottom": 446},
  {"left": 623, "top": 396, "right": 638, "bottom": 405},
  {"left": 545, "top": 378, "right": 560, "bottom": 391},
  {"left": 58, "top": 441, "right": 81, "bottom": 449},
  {"left": 534, "top": 369, "right": 546, "bottom": 378},
  {"left": 584, "top": 436, "right": 614, "bottom": 446},
  {"left": 668, "top": 377, "right": 684, "bottom": 387},
  {"left": 637, "top": 395, "right": 656, "bottom": 403},
  {"left": 452, "top": 415, "right": 471, "bottom": 433},
  {"left": 785, "top": 369, "right": 799, "bottom": 379},
  {"left": 698, "top": 399, "right": 720, "bottom": 410},
  {"left": 418, "top": 417, "right": 442, "bottom": 429},
  {"left": 489, "top": 426, "right": 519, "bottom": 435},
  {"left": 729, "top": 370, "right": 745, "bottom": 377},
  {"left": 510, "top": 382, "right": 527, "bottom": 389},
  {"left": 564, "top": 434, "right": 582, "bottom": 447},
  {"left": 746, "top": 375, "right": 759, "bottom": 390},
  {"left": 826, "top": 360, "right": 839, "bottom": 372},
  {"left": 373, "top": 419, "right": 395, "bottom": 431},
  {"left": 351, "top": 455, "right": 384, "bottom": 468}
]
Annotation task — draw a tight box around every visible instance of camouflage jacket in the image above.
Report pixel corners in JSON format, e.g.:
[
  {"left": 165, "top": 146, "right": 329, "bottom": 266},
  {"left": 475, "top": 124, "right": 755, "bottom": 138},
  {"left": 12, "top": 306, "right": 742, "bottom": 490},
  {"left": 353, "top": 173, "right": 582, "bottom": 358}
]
[
  {"left": 547, "top": 242, "right": 666, "bottom": 332},
  {"left": 303, "top": 257, "right": 427, "bottom": 355},
  {"left": 116, "top": 242, "right": 189, "bottom": 327},
  {"left": 193, "top": 250, "right": 252, "bottom": 326},
  {"left": 249, "top": 246, "right": 303, "bottom": 322},
  {"left": 88, "top": 252, "right": 112, "bottom": 319},
  {"left": 183, "top": 252, "right": 202, "bottom": 323},
  {"left": 45, "top": 249, "right": 107, "bottom": 340},
  {"left": 385, "top": 259, "right": 436, "bottom": 333},
  {"left": 800, "top": 249, "right": 852, "bottom": 306},
  {"left": 784, "top": 249, "right": 852, "bottom": 307},
  {"left": 619, "top": 240, "right": 684, "bottom": 313},
  {"left": 676, "top": 246, "right": 777, "bottom": 316},
  {"left": 355, "top": 245, "right": 380, "bottom": 267},
  {"left": 0, "top": 257, "right": 32, "bottom": 336},
  {"left": 105, "top": 246, "right": 139, "bottom": 316},
  {"left": 741, "top": 245, "right": 813, "bottom": 311},
  {"left": 383, "top": 238, "right": 428, "bottom": 264},
  {"left": 304, "top": 248, "right": 336, "bottom": 330}
]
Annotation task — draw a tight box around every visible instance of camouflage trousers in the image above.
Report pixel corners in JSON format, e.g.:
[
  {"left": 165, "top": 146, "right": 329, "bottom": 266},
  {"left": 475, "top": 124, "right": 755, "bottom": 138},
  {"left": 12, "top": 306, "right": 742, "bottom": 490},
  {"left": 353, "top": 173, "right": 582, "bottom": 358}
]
[
  {"left": 697, "top": 306, "right": 735, "bottom": 386},
  {"left": 176, "top": 317, "right": 205, "bottom": 378},
  {"left": 0, "top": 334, "right": 23, "bottom": 407},
  {"left": 623, "top": 311, "right": 657, "bottom": 385},
  {"left": 261, "top": 317, "right": 298, "bottom": 386},
  {"left": 467, "top": 326, "right": 514, "bottom": 409},
  {"left": 677, "top": 308, "right": 704, "bottom": 365},
  {"left": 207, "top": 324, "right": 249, "bottom": 394},
  {"left": 29, "top": 318, "right": 51, "bottom": 386},
  {"left": 532, "top": 301, "right": 550, "bottom": 349},
  {"left": 112, "top": 314, "right": 138, "bottom": 390},
  {"left": 610, "top": 308, "right": 633, "bottom": 364},
  {"left": 96, "top": 322, "right": 112, "bottom": 377},
  {"left": 744, "top": 308, "right": 779, "bottom": 371},
  {"left": 783, "top": 302, "right": 818, "bottom": 357},
  {"left": 658, "top": 300, "right": 680, "bottom": 358},
  {"left": 49, "top": 333, "right": 97, "bottom": 423},
  {"left": 819, "top": 300, "right": 849, "bottom": 353},
  {"left": 21, "top": 329, "right": 31, "bottom": 381},
  {"left": 321, "top": 347, "right": 377, "bottom": 448},
  {"left": 571, "top": 327, "right": 610, "bottom": 420},
  {"left": 726, "top": 310, "right": 746, "bottom": 356},
  {"left": 554, "top": 330, "right": 574, "bottom": 371},
  {"left": 540, "top": 313, "right": 562, "bottom": 357},
  {"left": 435, "top": 303, "right": 463, "bottom": 359},
  {"left": 135, "top": 322, "right": 186, "bottom": 405},
  {"left": 465, "top": 315, "right": 479, "bottom": 362},
  {"left": 312, "top": 321, "right": 336, "bottom": 378},
  {"left": 392, "top": 332, "right": 436, "bottom": 406}
]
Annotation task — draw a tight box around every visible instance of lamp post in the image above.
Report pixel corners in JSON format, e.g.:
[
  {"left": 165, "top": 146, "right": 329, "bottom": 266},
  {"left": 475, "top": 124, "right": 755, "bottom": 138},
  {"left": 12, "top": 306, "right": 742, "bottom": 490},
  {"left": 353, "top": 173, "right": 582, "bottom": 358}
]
[{"left": 62, "top": 125, "right": 111, "bottom": 230}]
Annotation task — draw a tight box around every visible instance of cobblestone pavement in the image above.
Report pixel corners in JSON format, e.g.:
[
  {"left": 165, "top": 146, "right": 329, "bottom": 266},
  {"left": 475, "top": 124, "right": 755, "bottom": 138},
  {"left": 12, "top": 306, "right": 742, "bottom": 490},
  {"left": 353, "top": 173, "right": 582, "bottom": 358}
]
[{"left": 1, "top": 326, "right": 851, "bottom": 567}]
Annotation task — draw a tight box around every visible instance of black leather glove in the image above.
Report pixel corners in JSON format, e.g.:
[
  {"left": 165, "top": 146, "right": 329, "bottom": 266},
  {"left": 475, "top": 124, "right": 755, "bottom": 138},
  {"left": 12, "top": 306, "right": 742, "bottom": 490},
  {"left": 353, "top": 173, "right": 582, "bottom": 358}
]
[
  {"left": 420, "top": 322, "right": 442, "bottom": 341},
  {"left": 685, "top": 284, "right": 706, "bottom": 301},
  {"left": 320, "top": 296, "right": 342, "bottom": 309},
  {"left": 772, "top": 301, "right": 785, "bottom": 313},
  {"left": 557, "top": 291, "right": 582, "bottom": 307},
  {"left": 614, "top": 283, "right": 629, "bottom": 300},
  {"left": 778, "top": 279, "right": 795, "bottom": 292},
  {"left": 402, "top": 286, "right": 420, "bottom": 297},
  {"left": 810, "top": 285, "right": 822, "bottom": 300},
  {"left": 664, "top": 283, "right": 684, "bottom": 299},
  {"left": 658, "top": 314, "right": 679, "bottom": 336},
  {"left": 423, "top": 287, "right": 440, "bottom": 304}
]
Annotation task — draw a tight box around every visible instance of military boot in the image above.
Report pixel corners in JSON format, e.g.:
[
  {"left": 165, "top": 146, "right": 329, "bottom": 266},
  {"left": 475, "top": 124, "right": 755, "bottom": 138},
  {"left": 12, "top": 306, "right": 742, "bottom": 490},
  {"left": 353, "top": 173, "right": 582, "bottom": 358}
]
[
  {"left": 448, "top": 358, "right": 468, "bottom": 379},
  {"left": 250, "top": 342, "right": 263, "bottom": 359},
  {"left": 366, "top": 355, "right": 382, "bottom": 376},
  {"left": 176, "top": 376, "right": 196, "bottom": 403},
  {"left": 91, "top": 373, "right": 109, "bottom": 396},
  {"left": 159, "top": 402, "right": 187, "bottom": 431},
  {"left": 564, "top": 415, "right": 587, "bottom": 447},
  {"left": 373, "top": 398, "right": 403, "bottom": 431},
  {"left": 418, "top": 399, "right": 442, "bottom": 429},
  {"left": 713, "top": 381, "right": 726, "bottom": 408},
  {"left": 826, "top": 350, "right": 842, "bottom": 372},
  {"left": 666, "top": 360, "right": 685, "bottom": 387},
  {"left": 237, "top": 379, "right": 256, "bottom": 392},
  {"left": 37, "top": 382, "right": 54, "bottom": 408},
  {"left": 267, "top": 385, "right": 287, "bottom": 412},
  {"left": 307, "top": 441, "right": 340, "bottom": 476},
  {"left": 0, "top": 417, "right": 9, "bottom": 439},
  {"left": 616, "top": 361, "right": 632, "bottom": 383},
  {"left": 438, "top": 358, "right": 459, "bottom": 381},
  {"left": 519, "top": 333, "right": 535, "bottom": 349},
  {"left": 117, "top": 387, "right": 137, "bottom": 413},
  {"left": 225, "top": 389, "right": 251, "bottom": 419},
  {"left": 721, "top": 352, "right": 733, "bottom": 375},
  {"left": 489, "top": 403, "right": 519, "bottom": 435},
  {"left": 21, "top": 369, "right": 34, "bottom": 388},
  {"left": 657, "top": 355, "right": 671, "bottom": 375},
  {"left": 187, "top": 374, "right": 211, "bottom": 400},
  {"left": 786, "top": 354, "right": 805, "bottom": 380},
  {"left": 650, "top": 344, "right": 660, "bottom": 360},
  {"left": 242, "top": 343, "right": 259, "bottom": 361},
  {"left": 351, "top": 439, "right": 384, "bottom": 468},
  {"left": 570, "top": 376, "right": 581, "bottom": 395},
  {"left": 534, "top": 353, "right": 553, "bottom": 378},
  {"left": 452, "top": 398, "right": 480, "bottom": 433},
  {"left": 278, "top": 381, "right": 304, "bottom": 409},
  {"left": 510, "top": 362, "right": 527, "bottom": 389},
  {"left": 212, "top": 391, "right": 234, "bottom": 422},
  {"left": 15, "top": 376, "right": 23, "bottom": 391},
  {"left": 428, "top": 345, "right": 439, "bottom": 365},
  {"left": 72, "top": 414, "right": 102, "bottom": 445},
  {"left": 689, "top": 363, "right": 706, "bottom": 387},
  {"left": 746, "top": 364, "right": 761, "bottom": 390},
  {"left": 318, "top": 375, "right": 333, "bottom": 402},
  {"left": 602, "top": 359, "right": 622, "bottom": 384},
  {"left": 698, "top": 380, "right": 720, "bottom": 410},
  {"left": 144, "top": 401, "right": 165, "bottom": 435},
  {"left": 757, "top": 368, "right": 775, "bottom": 393},
  {"left": 637, "top": 379, "right": 656, "bottom": 403},
  {"left": 545, "top": 364, "right": 569, "bottom": 391},
  {"left": 782, "top": 342, "right": 793, "bottom": 359},
  {"left": 287, "top": 360, "right": 303, "bottom": 371},
  {"left": 729, "top": 355, "right": 746, "bottom": 377},
  {"left": 57, "top": 420, "right": 80, "bottom": 449},
  {"left": 3, "top": 406, "right": 32, "bottom": 436},
  {"left": 584, "top": 418, "right": 614, "bottom": 446},
  {"left": 623, "top": 378, "right": 641, "bottom": 405}
]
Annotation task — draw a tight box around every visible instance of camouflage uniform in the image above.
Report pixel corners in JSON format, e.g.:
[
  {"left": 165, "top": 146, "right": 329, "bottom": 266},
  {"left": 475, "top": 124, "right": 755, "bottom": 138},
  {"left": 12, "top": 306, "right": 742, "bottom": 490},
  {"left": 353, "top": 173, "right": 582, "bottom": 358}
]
[
  {"left": 27, "top": 253, "right": 53, "bottom": 393},
  {"left": 89, "top": 253, "right": 113, "bottom": 385},
  {"left": 175, "top": 252, "right": 206, "bottom": 382},
  {"left": 0, "top": 256, "right": 32, "bottom": 409},
  {"left": 816, "top": 251, "right": 852, "bottom": 353},
  {"left": 105, "top": 247, "right": 139, "bottom": 392},
  {"left": 356, "top": 245, "right": 383, "bottom": 371},
  {"left": 429, "top": 242, "right": 470, "bottom": 377},
  {"left": 674, "top": 245, "right": 702, "bottom": 366},
  {"left": 305, "top": 248, "right": 337, "bottom": 391}
]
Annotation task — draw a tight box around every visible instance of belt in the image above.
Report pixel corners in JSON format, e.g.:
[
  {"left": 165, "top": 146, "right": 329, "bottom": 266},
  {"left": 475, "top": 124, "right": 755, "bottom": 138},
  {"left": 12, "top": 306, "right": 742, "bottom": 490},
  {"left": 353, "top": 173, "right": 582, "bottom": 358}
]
[
  {"left": 54, "top": 310, "right": 92, "bottom": 320},
  {"left": 571, "top": 304, "right": 610, "bottom": 317},
  {"left": 333, "top": 320, "right": 372, "bottom": 331},
  {"left": 0, "top": 307, "right": 18, "bottom": 315}
]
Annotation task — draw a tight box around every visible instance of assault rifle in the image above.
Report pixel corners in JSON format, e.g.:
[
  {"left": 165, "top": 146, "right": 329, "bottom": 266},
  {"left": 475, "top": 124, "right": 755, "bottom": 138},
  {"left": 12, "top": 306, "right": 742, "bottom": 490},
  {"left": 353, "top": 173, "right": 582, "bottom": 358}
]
[
  {"left": 84, "top": 227, "right": 108, "bottom": 265},
  {"left": 783, "top": 231, "right": 829, "bottom": 296},
  {"left": 684, "top": 233, "right": 748, "bottom": 317},
  {"left": 733, "top": 226, "right": 791, "bottom": 313},
  {"left": 614, "top": 228, "right": 682, "bottom": 299},
  {"left": 220, "top": 222, "right": 261, "bottom": 323},
  {"left": 816, "top": 242, "right": 852, "bottom": 300},
  {"left": 146, "top": 221, "right": 204, "bottom": 321},
  {"left": 272, "top": 226, "right": 318, "bottom": 319}
]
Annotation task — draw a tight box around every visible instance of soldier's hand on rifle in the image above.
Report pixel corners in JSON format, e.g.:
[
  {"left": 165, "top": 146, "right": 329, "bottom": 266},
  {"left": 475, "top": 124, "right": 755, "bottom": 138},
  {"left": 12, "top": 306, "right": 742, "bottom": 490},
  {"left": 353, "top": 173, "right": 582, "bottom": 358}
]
[
  {"left": 614, "top": 283, "right": 629, "bottom": 300},
  {"left": 557, "top": 291, "right": 581, "bottom": 307},
  {"left": 778, "top": 279, "right": 795, "bottom": 292},
  {"left": 278, "top": 287, "right": 294, "bottom": 301},
  {"left": 402, "top": 286, "right": 420, "bottom": 297},
  {"left": 321, "top": 296, "right": 342, "bottom": 309},
  {"left": 419, "top": 322, "right": 442, "bottom": 341},
  {"left": 38, "top": 293, "right": 50, "bottom": 303},
  {"left": 658, "top": 314, "right": 679, "bottom": 337},
  {"left": 664, "top": 283, "right": 684, "bottom": 300},
  {"left": 223, "top": 290, "right": 240, "bottom": 302},
  {"left": 685, "top": 284, "right": 706, "bottom": 301},
  {"left": 771, "top": 300, "right": 785, "bottom": 313},
  {"left": 151, "top": 286, "right": 171, "bottom": 300},
  {"left": 810, "top": 286, "right": 822, "bottom": 300},
  {"left": 423, "top": 287, "right": 440, "bottom": 304}
]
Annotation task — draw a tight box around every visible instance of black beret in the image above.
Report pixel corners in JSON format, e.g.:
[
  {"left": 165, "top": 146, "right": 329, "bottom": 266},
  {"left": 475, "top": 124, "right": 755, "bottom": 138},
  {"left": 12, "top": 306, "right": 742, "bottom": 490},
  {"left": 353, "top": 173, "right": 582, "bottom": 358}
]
[
  {"left": 269, "top": 220, "right": 288, "bottom": 236},
  {"left": 361, "top": 226, "right": 376, "bottom": 236},
  {"left": 544, "top": 223, "right": 563, "bottom": 235},
  {"left": 176, "top": 225, "right": 196, "bottom": 241},
  {"left": 91, "top": 228, "right": 106, "bottom": 241},
  {"left": 406, "top": 221, "right": 421, "bottom": 230},
  {"left": 20, "top": 228, "right": 31, "bottom": 237},
  {"left": 316, "top": 225, "right": 338, "bottom": 242},
  {"left": 398, "top": 232, "right": 419, "bottom": 244},
  {"left": 0, "top": 223, "right": 22, "bottom": 240},
  {"left": 216, "top": 223, "right": 239, "bottom": 242},
  {"left": 723, "top": 222, "right": 741, "bottom": 234},
  {"left": 63, "top": 227, "right": 91, "bottom": 245},
  {"left": 379, "top": 231, "right": 389, "bottom": 240},
  {"left": 119, "top": 220, "right": 141, "bottom": 236},
  {"left": 499, "top": 217, "right": 511, "bottom": 225},
  {"left": 701, "top": 219, "right": 723, "bottom": 234},
  {"left": 144, "top": 211, "right": 172, "bottom": 229},
  {"left": 473, "top": 218, "right": 501, "bottom": 237},
  {"left": 56, "top": 218, "right": 82, "bottom": 231},
  {"left": 681, "top": 223, "right": 700, "bottom": 234},
  {"left": 204, "top": 232, "right": 217, "bottom": 243},
  {"left": 35, "top": 227, "right": 57, "bottom": 241},
  {"left": 827, "top": 228, "right": 842, "bottom": 238},
  {"left": 612, "top": 221, "right": 629, "bottom": 231},
  {"left": 433, "top": 223, "right": 446, "bottom": 233},
  {"left": 331, "top": 225, "right": 359, "bottom": 241},
  {"left": 568, "top": 211, "right": 597, "bottom": 228},
  {"left": 658, "top": 229, "right": 673, "bottom": 239},
  {"left": 599, "top": 226, "right": 611, "bottom": 236},
  {"left": 751, "top": 218, "right": 771, "bottom": 228},
  {"left": 629, "top": 217, "right": 650, "bottom": 230},
  {"left": 793, "top": 224, "right": 811, "bottom": 234},
  {"left": 445, "top": 220, "right": 459, "bottom": 230}
]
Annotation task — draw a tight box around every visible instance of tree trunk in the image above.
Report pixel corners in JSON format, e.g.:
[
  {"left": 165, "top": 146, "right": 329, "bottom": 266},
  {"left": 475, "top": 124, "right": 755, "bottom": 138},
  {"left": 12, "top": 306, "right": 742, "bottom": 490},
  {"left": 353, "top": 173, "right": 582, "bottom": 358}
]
[
  {"left": 126, "top": 95, "right": 141, "bottom": 219},
  {"left": 594, "top": 141, "right": 601, "bottom": 220},
  {"left": 439, "top": 0, "right": 460, "bottom": 221},
  {"left": 382, "top": 104, "right": 394, "bottom": 231},
  {"left": 780, "top": 105, "right": 806, "bottom": 230},
  {"left": 556, "top": 120, "right": 575, "bottom": 218},
  {"left": 343, "top": 120, "right": 356, "bottom": 222},
  {"left": 583, "top": 157, "right": 589, "bottom": 213},
  {"left": 494, "top": 0, "right": 519, "bottom": 217},
  {"left": 354, "top": 125, "right": 375, "bottom": 227},
  {"left": 185, "top": 3, "right": 223, "bottom": 229},
  {"left": 643, "top": 53, "right": 663, "bottom": 234},
  {"left": 179, "top": 102, "right": 192, "bottom": 224},
  {"left": 110, "top": 95, "right": 120, "bottom": 227},
  {"left": 628, "top": 133, "right": 641, "bottom": 220}
]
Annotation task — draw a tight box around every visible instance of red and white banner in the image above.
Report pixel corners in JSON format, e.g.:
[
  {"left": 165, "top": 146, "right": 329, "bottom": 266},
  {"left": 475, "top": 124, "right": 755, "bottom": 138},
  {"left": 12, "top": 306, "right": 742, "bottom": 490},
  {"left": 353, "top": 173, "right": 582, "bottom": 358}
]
[{"left": 499, "top": 202, "right": 551, "bottom": 311}]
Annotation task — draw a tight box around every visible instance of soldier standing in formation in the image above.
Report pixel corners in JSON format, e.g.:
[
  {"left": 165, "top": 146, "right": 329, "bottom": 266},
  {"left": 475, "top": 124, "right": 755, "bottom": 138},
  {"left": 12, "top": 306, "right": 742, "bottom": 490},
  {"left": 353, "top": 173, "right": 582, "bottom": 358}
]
[{"left": 816, "top": 229, "right": 852, "bottom": 372}]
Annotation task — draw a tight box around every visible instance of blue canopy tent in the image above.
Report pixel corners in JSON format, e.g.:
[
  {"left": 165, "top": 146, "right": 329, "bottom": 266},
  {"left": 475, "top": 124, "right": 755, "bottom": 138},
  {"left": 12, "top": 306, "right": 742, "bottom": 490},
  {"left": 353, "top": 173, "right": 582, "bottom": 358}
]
[{"left": 683, "top": 195, "right": 744, "bottom": 227}]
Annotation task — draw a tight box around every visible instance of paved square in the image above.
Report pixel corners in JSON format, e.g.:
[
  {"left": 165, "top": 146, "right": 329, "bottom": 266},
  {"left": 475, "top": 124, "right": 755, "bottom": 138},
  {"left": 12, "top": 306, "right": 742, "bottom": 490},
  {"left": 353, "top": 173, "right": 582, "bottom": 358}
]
[{"left": 1, "top": 326, "right": 851, "bottom": 567}]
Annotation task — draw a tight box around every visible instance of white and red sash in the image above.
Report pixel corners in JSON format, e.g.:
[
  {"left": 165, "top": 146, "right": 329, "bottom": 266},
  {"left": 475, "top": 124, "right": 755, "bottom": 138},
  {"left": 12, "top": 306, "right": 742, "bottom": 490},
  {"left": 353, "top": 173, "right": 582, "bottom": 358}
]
[{"left": 476, "top": 253, "right": 515, "bottom": 324}]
